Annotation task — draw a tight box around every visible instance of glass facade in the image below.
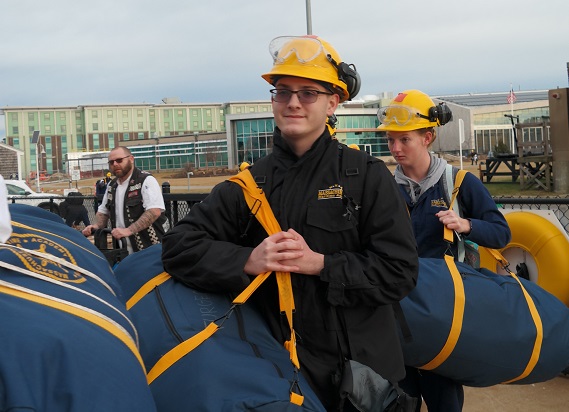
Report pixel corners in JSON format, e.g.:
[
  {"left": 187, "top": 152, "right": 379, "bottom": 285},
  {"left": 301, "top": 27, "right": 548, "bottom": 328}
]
[{"left": 474, "top": 106, "right": 550, "bottom": 154}]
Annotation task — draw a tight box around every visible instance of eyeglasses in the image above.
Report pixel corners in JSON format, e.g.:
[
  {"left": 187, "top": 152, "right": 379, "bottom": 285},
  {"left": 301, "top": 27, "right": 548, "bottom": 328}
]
[
  {"left": 269, "top": 36, "right": 329, "bottom": 64},
  {"left": 108, "top": 155, "right": 131, "bottom": 166},
  {"left": 270, "top": 89, "right": 333, "bottom": 104},
  {"left": 377, "top": 105, "right": 427, "bottom": 127}
]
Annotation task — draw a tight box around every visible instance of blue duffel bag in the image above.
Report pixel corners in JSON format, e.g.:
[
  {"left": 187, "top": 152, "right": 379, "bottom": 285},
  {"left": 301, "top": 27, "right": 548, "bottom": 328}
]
[
  {"left": 400, "top": 255, "right": 569, "bottom": 387},
  {"left": 115, "top": 243, "right": 326, "bottom": 412},
  {"left": 0, "top": 204, "right": 156, "bottom": 411}
]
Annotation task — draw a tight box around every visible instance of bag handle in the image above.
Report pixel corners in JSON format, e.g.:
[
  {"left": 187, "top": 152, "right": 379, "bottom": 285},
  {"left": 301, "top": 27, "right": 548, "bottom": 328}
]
[{"left": 143, "top": 169, "right": 304, "bottom": 405}]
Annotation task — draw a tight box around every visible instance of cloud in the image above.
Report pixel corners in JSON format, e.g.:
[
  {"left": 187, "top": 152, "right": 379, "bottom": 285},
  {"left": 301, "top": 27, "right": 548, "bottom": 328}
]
[{"left": 1, "top": 0, "right": 568, "bottom": 108}]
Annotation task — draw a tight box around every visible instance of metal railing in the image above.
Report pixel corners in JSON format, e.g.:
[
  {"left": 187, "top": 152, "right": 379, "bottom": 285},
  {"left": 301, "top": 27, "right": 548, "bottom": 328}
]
[{"left": 8, "top": 193, "right": 569, "bottom": 235}]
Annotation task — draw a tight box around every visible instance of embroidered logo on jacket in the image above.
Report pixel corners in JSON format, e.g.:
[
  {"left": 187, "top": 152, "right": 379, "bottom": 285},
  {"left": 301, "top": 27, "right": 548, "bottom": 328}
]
[
  {"left": 431, "top": 197, "right": 448, "bottom": 208},
  {"left": 318, "top": 184, "right": 343, "bottom": 200}
]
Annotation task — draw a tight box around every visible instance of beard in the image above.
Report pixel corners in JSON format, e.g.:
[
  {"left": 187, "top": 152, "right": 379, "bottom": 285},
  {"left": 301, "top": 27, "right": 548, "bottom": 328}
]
[{"left": 114, "top": 159, "right": 134, "bottom": 179}]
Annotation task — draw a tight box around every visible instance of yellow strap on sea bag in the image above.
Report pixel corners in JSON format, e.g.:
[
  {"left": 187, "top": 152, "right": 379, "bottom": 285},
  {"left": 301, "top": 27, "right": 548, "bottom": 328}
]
[
  {"left": 126, "top": 272, "right": 170, "bottom": 310},
  {"left": 482, "top": 249, "right": 544, "bottom": 384},
  {"left": 229, "top": 169, "right": 304, "bottom": 405},
  {"left": 140, "top": 170, "right": 304, "bottom": 405},
  {"left": 424, "top": 169, "right": 543, "bottom": 382},
  {"left": 419, "top": 254, "right": 465, "bottom": 370}
]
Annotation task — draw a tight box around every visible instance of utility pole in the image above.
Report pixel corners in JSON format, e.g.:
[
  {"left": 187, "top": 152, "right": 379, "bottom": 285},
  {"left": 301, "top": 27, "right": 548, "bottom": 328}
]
[{"left": 306, "top": 0, "right": 312, "bottom": 35}]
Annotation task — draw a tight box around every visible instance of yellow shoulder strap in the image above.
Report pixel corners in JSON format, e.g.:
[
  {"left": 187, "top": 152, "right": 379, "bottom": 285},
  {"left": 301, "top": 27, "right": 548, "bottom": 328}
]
[{"left": 143, "top": 170, "right": 304, "bottom": 405}]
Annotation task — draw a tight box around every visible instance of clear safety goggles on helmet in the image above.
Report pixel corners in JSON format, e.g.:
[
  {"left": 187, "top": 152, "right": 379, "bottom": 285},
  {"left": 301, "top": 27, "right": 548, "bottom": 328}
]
[
  {"left": 377, "top": 105, "right": 430, "bottom": 127},
  {"left": 269, "top": 36, "right": 330, "bottom": 64}
]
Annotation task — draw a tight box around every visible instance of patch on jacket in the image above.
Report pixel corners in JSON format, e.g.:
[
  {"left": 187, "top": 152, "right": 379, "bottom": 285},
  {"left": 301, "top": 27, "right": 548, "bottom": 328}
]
[
  {"left": 318, "top": 184, "right": 343, "bottom": 200},
  {"left": 431, "top": 197, "right": 448, "bottom": 208},
  {"left": 128, "top": 190, "right": 140, "bottom": 198}
]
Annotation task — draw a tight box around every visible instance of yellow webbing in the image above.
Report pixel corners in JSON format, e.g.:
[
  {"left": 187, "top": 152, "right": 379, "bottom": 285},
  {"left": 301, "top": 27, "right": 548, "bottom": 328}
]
[
  {"left": 229, "top": 170, "right": 303, "bottom": 405},
  {"left": 443, "top": 170, "right": 467, "bottom": 243},
  {"left": 424, "top": 169, "right": 544, "bottom": 382},
  {"left": 0, "top": 282, "right": 146, "bottom": 372},
  {"left": 482, "top": 249, "right": 544, "bottom": 384},
  {"left": 137, "top": 170, "right": 304, "bottom": 405},
  {"left": 420, "top": 254, "right": 465, "bottom": 370},
  {"left": 126, "top": 272, "right": 170, "bottom": 310}
]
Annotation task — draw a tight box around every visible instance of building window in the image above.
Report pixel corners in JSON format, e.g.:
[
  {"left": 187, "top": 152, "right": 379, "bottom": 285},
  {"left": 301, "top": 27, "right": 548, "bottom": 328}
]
[
  {"left": 60, "top": 125, "right": 66, "bottom": 133},
  {"left": 178, "top": 122, "right": 184, "bottom": 129},
  {"left": 29, "top": 126, "right": 35, "bottom": 134},
  {"left": 12, "top": 126, "right": 18, "bottom": 134},
  {"left": 76, "top": 125, "right": 82, "bottom": 133},
  {"left": 107, "top": 110, "right": 113, "bottom": 118},
  {"left": 206, "top": 109, "right": 211, "bottom": 116},
  {"left": 206, "top": 121, "right": 212, "bottom": 128},
  {"left": 236, "top": 107, "right": 242, "bottom": 113},
  {"left": 123, "top": 122, "right": 129, "bottom": 131},
  {"left": 164, "top": 111, "right": 170, "bottom": 118},
  {"left": 164, "top": 122, "right": 171, "bottom": 131},
  {"left": 123, "top": 133, "right": 130, "bottom": 141},
  {"left": 44, "top": 113, "right": 51, "bottom": 120},
  {"left": 177, "top": 109, "right": 183, "bottom": 116},
  {"left": 137, "top": 109, "right": 143, "bottom": 117},
  {"left": 137, "top": 122, "right": 143, "bottom": 129},
  {"left": 28, "top": 113, "right": 34, "bottom": 121},
  {"left": 59, "top": 112, "right": 65, "bottom": 120},
  {"left": 193, "top": 121, "right": 199, "bottom": 128},
  {"left": 137, "top": 133, "right": 145, "bottom": 139},
  {"left": 75, "top": 112, "right": 82, "bottom": 120},
  {"left": 92, "top": 123, "right": 98, "bottom": 131},
  {"left": 192, "top": 110, "right": 198, "bottom": 117},
  {"left": 149, "top": 110, "right": 155, "bottom": 117},
  {"left": 150, "top": 122, "right": 156, "bottom": 130},
  {"left": 91, "top": 111, "right": 98, "bottom": 118},
  {"left": 108, "top": 123, "right": 114, "bottom": 130},
  {"left": 122, "top": 110, "right": 128, "bottom": 117}
]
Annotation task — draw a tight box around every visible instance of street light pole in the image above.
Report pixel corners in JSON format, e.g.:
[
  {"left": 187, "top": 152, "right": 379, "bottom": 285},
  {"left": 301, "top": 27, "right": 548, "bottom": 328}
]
[
  {"left": 305, "top": 0, "right": 312, "bottom": 35},
  {"left": 36, "top": 142, "right": 45, "bottom": 192},
  {"left": 193, "top": 131, "right": 199, "bottom": 169}
]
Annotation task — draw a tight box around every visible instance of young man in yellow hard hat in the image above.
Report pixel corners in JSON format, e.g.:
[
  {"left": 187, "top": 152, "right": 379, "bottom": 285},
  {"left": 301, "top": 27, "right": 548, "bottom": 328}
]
[{"left": 162, "top": 36, "right": 419, "bottom": 411}]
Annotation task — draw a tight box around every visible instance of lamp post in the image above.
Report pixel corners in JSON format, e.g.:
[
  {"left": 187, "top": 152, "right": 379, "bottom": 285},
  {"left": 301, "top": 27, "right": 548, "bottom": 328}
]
[
  {"left": 36, "top": 142, "right": 45, "bottom": 192},
  {"left": 193, "top": 131, "right": 199, "bottom": 169},
  {"left": 153, "top": 133, "right": 160, "bottom": 173}
]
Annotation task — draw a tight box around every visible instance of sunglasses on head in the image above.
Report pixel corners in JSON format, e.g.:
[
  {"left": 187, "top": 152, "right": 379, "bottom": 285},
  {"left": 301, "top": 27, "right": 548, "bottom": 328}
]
[{"left": 108, "top": 155, "right": 130, "bottom": 166}]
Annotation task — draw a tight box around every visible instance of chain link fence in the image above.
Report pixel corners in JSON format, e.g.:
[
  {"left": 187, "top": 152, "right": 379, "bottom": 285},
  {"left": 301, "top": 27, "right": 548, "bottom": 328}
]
[{"left": 8, "top": 193, "right": 569, "bottom": 235}]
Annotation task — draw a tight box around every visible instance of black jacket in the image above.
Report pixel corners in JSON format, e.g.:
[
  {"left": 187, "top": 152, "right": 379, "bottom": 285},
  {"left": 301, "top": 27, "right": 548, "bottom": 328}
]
[
  {"left": 162, "top": 128, "right": 418, "bottom": 410},
  {"left": 60, "top": 192, "right": 90, "bottom": 227}
]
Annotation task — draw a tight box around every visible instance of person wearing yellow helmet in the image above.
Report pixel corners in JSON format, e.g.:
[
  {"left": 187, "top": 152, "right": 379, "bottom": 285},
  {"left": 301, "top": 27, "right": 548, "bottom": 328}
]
[
  {"left": 162, "top": 36, "right": 419, "bottom": 411},
  {"left": 379, "top": 90, "right": 511, "bottom": 412}
]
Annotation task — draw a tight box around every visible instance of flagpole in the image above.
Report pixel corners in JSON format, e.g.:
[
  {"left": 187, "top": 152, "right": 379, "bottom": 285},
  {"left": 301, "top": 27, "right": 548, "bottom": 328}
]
[{"left": 509, "top": 83, "right": 514, "bottom": 153}]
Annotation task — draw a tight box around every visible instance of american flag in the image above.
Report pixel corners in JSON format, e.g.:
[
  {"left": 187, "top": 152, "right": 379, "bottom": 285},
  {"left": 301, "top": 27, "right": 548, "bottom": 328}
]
[{"left": 507, "top": 89, "right": 517, "bottom": 104}]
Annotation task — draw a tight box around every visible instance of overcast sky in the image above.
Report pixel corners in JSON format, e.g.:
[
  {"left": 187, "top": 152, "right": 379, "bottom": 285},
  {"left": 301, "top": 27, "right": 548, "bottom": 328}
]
[{"left": 1, "top": 0, "right": 568, "bottom": 138}]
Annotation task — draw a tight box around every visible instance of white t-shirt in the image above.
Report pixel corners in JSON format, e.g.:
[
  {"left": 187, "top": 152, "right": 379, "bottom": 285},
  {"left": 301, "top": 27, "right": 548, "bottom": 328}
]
[{"left": 98, "top": 172, "right": 165, "bottom": 253}]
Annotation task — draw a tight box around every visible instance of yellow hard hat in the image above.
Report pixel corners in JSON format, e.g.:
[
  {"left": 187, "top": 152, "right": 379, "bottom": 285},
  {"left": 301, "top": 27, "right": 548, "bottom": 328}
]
[
  {"left": 377, "top": 89, "right": 453, "bottom": 132},
  {"left": 261, "top": 35, "right": 360, "bottom": 102},
  {"left": 106, "top": 172, "right": 111, "bottom": 178},
  {"left": 348, "top": 144, "right": 360, "bottom": 150},
  {"left": 239, "top": 162, "right": 250, "bottom": 172}
]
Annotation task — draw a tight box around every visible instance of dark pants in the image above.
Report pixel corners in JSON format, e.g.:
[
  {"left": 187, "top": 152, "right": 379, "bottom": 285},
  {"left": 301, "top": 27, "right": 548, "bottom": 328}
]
[{"left": 399, "top": 366, "right": 464, "bottom": 412}]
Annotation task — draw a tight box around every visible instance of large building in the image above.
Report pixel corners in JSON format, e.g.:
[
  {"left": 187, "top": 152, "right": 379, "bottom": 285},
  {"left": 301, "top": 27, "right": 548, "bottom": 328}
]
[{"left": 0, "top": 90, "right": 551, "bottom": 179}]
